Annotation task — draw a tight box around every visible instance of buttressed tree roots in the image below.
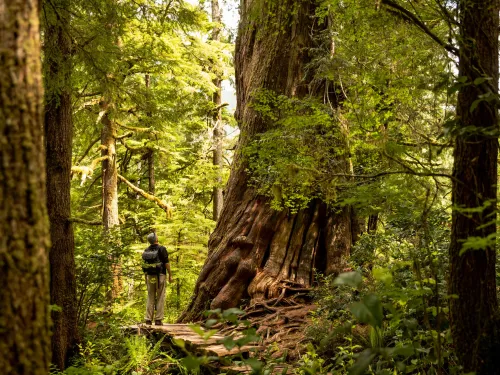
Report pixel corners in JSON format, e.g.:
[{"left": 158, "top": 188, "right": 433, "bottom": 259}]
[{"left": 180, "top": 0, "right": 353, "bottom": 322}]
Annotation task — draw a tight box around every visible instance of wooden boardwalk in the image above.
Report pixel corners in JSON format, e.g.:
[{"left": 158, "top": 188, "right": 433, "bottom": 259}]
[{"left": 126, "top": 323, "right": 261, "bottom": 357}]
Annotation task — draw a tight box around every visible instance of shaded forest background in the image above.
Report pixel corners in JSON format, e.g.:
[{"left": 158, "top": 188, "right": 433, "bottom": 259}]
[{"left": 1, "top": 0, "right": 500, "bottom": 374}]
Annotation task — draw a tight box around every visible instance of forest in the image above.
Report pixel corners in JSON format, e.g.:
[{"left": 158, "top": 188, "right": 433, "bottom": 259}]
[{"left": 1, "top": 0, "right": 499, "bottom": 374}]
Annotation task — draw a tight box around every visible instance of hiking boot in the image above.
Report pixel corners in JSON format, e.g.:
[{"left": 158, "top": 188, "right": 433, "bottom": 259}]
[
  {"left": 145, "top": 320, "right": 152, "bottom": 325},
  {"left": 155, "top": 320, "right": 162, "bottom": 326}
]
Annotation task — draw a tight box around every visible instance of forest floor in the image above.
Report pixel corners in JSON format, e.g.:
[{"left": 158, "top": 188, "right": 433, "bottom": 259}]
[{"left": 126, "top": 295, "right": 317, "bottom": 373}]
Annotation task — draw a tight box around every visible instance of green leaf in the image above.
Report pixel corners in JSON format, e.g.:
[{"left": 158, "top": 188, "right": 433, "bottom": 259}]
[
  {"left": 172, "top": 338, "right": 185, "bottom": 349},
  {"left": 180, "top": 355, "right": 203, "bottom": 371},
  {"left": 203, "top": 329, "right": 219, "bottom": 340},
  {"left": 334, "top": 271, "right": 363, "bottom": 288},
  {"left": 349, "top": 349, "right": 376, "bottom": 375},
  {"left": 189, "top": 324, "right": 205, "bottom": 337},
  {"left": 392, "top": 345, "right": 414, "bottom": 357},
  {"left": 474, "top": 77, "right": 491, "bottom": 85},
  {"left": 244, "top": 358, "right": 263, "bottom": 371},
  {"left": 373, "top": 267, "right": 392, "bottom": 286},
  {"left": 349, "top": 294, "right": 383, "bottom": 327},
  {"left": 222, "top": 308, "right": 245, "bottom": 318},
  {"left": 470, "top": 98, "right": 482, "bottom": 113},
  {"left": 205, "top": 319, "right": 218, "bottom": 328},
  {"left": 221, "top": 335, "right": 236, "bottom": 350}
]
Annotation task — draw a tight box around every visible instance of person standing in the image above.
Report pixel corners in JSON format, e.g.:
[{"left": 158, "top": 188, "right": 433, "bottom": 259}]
[{"left": 142, "top": 232, "right": 172, "bottom": 325}]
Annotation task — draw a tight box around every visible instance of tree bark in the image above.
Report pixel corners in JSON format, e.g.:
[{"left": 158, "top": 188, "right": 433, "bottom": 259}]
[
  {"left": 0, "top": 0, "right": 52, "bottom": 372},
  {"left": 212, "top": 0, "right": 224, "bottom": 221},
  {"left": 100, "top": 101, "right": 121, "bottom": 301},
  {"left": 180, "top": 0, "right": 352, "bottom": 322},
  {"left": 43, "top": 0, "right": 78, "bottom": 369},
  {"left": 449, "top": 0, "right": 499, "bottom": 373},
  {"left": 367, "top": 214, "right": 378, "bottom": 234},
  {"left": 145, "top": 74, "right": 155, "bottom": 195},
  {"left": 101, "top": 102, "right": 120, "bottom": 230}
]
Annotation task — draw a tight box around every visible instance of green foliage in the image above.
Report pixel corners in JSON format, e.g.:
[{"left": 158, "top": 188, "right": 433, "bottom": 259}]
[
  {"left": 67, "top": 0, "right": 235, "bottom": 334},
  {"left": 308, "top": 200, "right": 459, "bottom": 374}
]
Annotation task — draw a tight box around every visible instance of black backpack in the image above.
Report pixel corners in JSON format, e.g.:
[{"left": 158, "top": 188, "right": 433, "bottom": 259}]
[{"left": 141, "top": 246, "right": 162, "bottom": 275}]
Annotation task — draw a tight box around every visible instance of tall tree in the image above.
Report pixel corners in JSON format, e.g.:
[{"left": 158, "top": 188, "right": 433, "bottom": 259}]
[
  {"left": 100, "top": 100, "right": 120, "bottom": 230},
  {"left": 0, "top": 0, "right": 52, "bottom": 373},
  {"left": 448, "top": 0, "right": 499, "bottom": 372},
  {"left": 211, "top": 0, "right": 224, "bottom": 221},
  {"left": 43, "top": 0, "right": 78, "bottom": 369},
  {"left": 180, "top": 0, "right": 353, "bottom": 322}
]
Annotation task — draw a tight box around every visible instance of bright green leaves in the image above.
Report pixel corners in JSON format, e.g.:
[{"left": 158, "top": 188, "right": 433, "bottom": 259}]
[
  {"left": 245, "top": 91, "right": 343, "bottom": 211},
  {"left": 334, "top": 271, "right": 363, "bottom": 288},
  {"left": 372, "top": 267, "right": 392, "bottom": 287},
  {"left": 349, "top": 294, "right": 384, "bottom": 328},
  {"left": 333, "top": 271, "right": 384, "bottom": 327}
]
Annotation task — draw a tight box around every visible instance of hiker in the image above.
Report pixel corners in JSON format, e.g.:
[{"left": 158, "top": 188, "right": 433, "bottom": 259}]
[{"left": 142, "top": 232, "right": 172, "bottom": 326}]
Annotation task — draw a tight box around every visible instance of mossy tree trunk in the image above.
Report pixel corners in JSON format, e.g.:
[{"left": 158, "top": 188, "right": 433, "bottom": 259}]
[
  {"left": 448, "top": 0, "right": 499, "bottom": 373},
  {"left": 43, "top": 0, "right": 79, "bottom": 369},
  {"left": 0, "top": 0, "right": 52, "bottom": 372},
  {"left": 180, "top": 0, "right": 353, "bottom": 322},
  {"left": 101, "top": 101, "right": 120, "bottom": 230}
]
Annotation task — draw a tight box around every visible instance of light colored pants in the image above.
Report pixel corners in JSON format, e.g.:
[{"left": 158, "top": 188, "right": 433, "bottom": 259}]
[{"left": 145, "top": 274, "right": 166, "bottom": 321}]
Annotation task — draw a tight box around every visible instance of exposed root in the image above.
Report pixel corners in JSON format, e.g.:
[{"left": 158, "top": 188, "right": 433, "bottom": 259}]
[{"left": 219, "top": 294, "right": 317, "bottom": 361}]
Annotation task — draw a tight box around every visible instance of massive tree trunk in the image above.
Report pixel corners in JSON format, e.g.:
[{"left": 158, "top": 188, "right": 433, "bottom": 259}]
[
  {"left": 43, "top": 0, "right": 78, "bottom": 369},
  {"left": 180, "top": 0, "right": 352, "bottom": 322},
  {"left": 0, "top": 0, "right": 52, "bottom": 372},
  {"left": 449, "top": 0, "right": 499, "bottom": 373}
]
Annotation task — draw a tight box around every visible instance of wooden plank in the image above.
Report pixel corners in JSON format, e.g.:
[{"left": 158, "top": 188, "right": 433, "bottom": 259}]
[{"left": 123, "top": 324, "right": 261, "bottom": 358}]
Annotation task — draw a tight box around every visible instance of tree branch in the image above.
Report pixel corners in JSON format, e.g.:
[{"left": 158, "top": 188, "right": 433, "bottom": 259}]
[
  {"left": 330, "top": 170, "right": 452, "bottom": 179},
  {"left": 115, "top": 131, "right": 134, "bottom": 140},
  {"left": 380, "top": 0, "right": 459, "bottom": 55},
  {"left": 117, "top": 174, "right": 173, "bottom": 217},
  {"left": 76, "top": 136, "right": 100, "bottom": 165},
  {"left": 70, "top": 217, "right": 102, "bottom": 226}
]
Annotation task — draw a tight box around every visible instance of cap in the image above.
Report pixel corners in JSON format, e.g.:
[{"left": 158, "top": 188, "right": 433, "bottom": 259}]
[{"left": 147, "top": 232, "right": 158, "bottom": 244}]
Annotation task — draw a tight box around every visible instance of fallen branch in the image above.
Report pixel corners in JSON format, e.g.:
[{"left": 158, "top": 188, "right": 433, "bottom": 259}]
[{"left": 118, "top": 174, "right": 173, "bottom": 217}]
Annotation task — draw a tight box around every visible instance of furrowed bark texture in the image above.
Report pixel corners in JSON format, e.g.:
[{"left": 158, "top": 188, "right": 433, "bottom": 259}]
[
  {"left": 43, "top": 0, "right": 79, "bottom": 369},
  {"left": 0, "top": 0, "right": 52, "bottom": 373},
  {"left": 449, "top": 0, "right": 499, "bottom": 373},
  {"left": 180, "top": 0, "right": 352, "bottom": 322}
]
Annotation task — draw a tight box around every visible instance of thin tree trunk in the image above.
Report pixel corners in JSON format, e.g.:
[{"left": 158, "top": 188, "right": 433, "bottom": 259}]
[
  {"left": 145, "top": 74, "right": 155, "bottom": 195},
  {"left": 101, "top": 101, "right": 121, "bottom": 301},
  {"left": 101, "top": 101, "right": 119, "bottom": 230},
  {"left": 147, "top": 150, "right": 155, "bottom": 194},
  {"left": 43, "top": 0, "right": 78, "bottom": 369},
  {"left": 449, "top": 1, "right": 499, "bottom": 373},
  {"left": 0, "top": 0, "right": 52, "bottom": 372},
  {"left": 367, "top": 214, "right": 378, "bottom": 234},
  {"left": 180, "top": 0, "right": 352, "bottom": 322},
  {"left": 176, "top": 229, "right": 182, "bottom": 310},
  {"left": 212, "top": 0, "right": 224, "bottom": 221}
]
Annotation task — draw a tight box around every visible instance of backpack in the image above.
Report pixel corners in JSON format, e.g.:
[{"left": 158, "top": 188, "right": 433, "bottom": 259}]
[{"left": 141, "top": 246, "right": 162, "bottom": 275}]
